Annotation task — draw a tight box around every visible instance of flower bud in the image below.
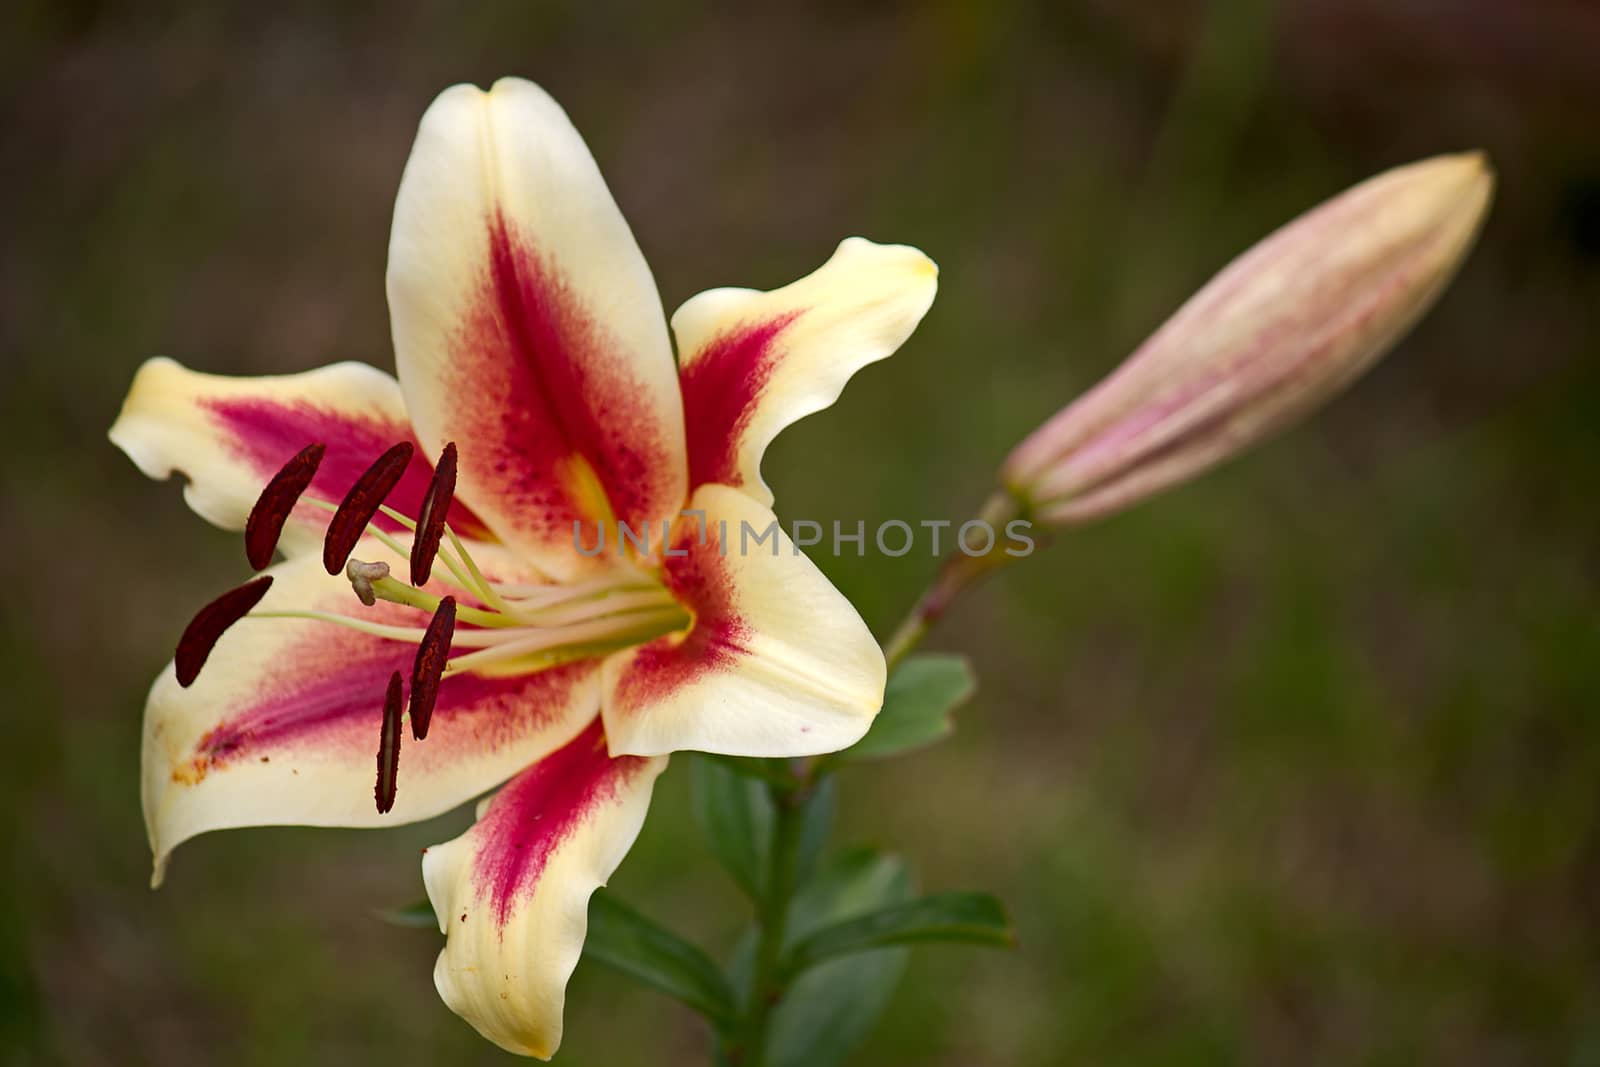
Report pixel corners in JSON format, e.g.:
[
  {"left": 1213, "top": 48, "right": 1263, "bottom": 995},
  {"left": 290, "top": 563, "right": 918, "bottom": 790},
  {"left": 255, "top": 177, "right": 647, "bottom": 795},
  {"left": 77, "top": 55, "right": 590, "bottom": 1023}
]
[{"left": 1003, "top": 152, "right": 1494, "bottom": 525}]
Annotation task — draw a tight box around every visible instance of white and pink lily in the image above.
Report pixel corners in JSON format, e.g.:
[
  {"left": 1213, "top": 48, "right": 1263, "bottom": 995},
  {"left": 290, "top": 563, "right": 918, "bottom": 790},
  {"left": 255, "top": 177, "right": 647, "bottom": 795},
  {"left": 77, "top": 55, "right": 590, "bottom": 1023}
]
[{"left": 110, "top": 77, "right": 937, "bottom": 1058}]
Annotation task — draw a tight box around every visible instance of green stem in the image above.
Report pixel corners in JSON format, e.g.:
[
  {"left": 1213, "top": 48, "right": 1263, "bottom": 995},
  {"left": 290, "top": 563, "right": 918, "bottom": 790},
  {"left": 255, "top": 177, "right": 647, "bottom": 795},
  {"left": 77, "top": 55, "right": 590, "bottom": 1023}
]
[
  {"left": 715, "top": 492, "right": 1031, "bottom": 1063},
  {"left": 733, "top": 776, "right": 811, "bottom": 1065},
  {"left": 883, "top": 491, "right": 1028, "bottom": 671}
]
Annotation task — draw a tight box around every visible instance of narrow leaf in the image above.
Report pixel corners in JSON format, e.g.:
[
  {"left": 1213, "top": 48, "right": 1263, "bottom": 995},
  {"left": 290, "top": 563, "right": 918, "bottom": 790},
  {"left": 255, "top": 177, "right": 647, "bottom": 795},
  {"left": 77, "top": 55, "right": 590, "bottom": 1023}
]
[
  {"left": 784, "top": 891, "right": 1014, "bottom": 975},
  {"left": 585, "top": 892, "right": 738, "bottom": 1026},
  {"left": 835, "top": 653, "right": 976, "bottom": 763},
  {"left": 690, "top": 754, "right": 775, "bottom": 900},
  {"left": 763, "top": 848, "right": 915, "bottom": 1067}
]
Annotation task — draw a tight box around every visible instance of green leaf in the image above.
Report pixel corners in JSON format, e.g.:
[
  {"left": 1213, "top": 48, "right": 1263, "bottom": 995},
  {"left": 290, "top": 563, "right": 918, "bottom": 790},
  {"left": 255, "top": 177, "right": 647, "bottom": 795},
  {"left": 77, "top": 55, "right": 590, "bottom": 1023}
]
[
  {"left": 763, "top": 848, "right": 915, "bottom": 1067},
  {"left": 584, "top": 892, "right": 738, "bottom": 1026},
  {"left": 784, "top": 847, "right": 913, "bottom": 945},
  {"left": 835, "top": 653, "right": 976, "bottom": 763},
  {"left": 784, "top": 891, "right": 1014, "bottom": 975},
  {"left": 793, "top": 775, "right": 836, "bottom": 887},
  {"left": 691, "top": 754, "right": 775, "bottom": 900},
  {"left": 372, "top": 898, "right": 437, "bottom": 929}
]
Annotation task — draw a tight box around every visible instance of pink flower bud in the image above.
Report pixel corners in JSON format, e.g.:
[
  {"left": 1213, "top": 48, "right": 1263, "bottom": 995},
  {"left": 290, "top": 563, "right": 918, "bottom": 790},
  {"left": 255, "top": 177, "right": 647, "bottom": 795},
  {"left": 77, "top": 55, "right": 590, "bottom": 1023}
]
[{"left": 1003, "top": 152, "right": 1494, "bottom": 526}]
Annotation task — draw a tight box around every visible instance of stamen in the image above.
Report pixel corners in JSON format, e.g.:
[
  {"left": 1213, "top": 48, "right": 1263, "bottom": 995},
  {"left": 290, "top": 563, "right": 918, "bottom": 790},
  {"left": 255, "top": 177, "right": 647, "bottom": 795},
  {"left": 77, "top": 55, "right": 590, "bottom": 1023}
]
[
  {"left": 304, "top": 495, "right": 475, "bottom": 599},
  {"left": 244, "top": 443, "right": 324, "bottom": 570},
  {"left": 373, "top": 501, "right": 488, "bottom": 604},
  {"left": 409, "top": 596, "right": 456, "bottom": 740},
  {"left": 323, "top": 442, "right": 415, "bottom": 575},
  {"left": 410, "top": 443, "right": 457, "bottom": 587},
  {"left": 345, "top": 558, "right": 392, "bottom": 607},
  {"left": 175, "top": 576, "right": 274, "bottom": 687},
  {"left": 375, "top": 670, "right": 403, "bottom": 814}
]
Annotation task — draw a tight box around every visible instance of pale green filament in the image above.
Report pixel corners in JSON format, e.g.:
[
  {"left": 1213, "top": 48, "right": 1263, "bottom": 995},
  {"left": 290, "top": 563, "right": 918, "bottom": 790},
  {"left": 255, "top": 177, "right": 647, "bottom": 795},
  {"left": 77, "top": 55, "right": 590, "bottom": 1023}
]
[
  {"left": 248, "top": 611, "right": 545, "bottom": 647},
  {"left": 498, "top": 567, "right": 658, "bottom": 609},
  {"left": 443, "top": 525, "right": 516, "bottom": 613},
  {"left": 441, "top": 606, "right": 690, "bottom": 675},
  {"left": 510, "top": 589, "right": 673, "bottom": 627}
]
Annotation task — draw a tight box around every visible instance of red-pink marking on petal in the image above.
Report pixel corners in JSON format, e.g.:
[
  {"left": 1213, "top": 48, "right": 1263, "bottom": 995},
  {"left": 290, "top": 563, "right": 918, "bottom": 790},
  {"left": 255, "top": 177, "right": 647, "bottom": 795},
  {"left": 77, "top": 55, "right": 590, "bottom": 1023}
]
[
  {"left": 468, "top": 716, "right": 651, "bottom": 928},
  {"left": 203, "top": 397, "right": 494, "bottom": 540},
  {"left": 441, "top": 213, "right": 679, "bottom": 549},
  {"left": 609, "top": 516, "right": 751, "bottom": 712},
  {"left": 678, "top": 311, "right": 802, "bottom": 492}
]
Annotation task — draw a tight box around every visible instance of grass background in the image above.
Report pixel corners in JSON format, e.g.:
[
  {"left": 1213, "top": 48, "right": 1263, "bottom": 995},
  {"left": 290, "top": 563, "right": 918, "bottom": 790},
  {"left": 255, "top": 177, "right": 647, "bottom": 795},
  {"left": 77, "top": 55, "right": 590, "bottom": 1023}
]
[{"left": 4, "top": 1, "right": 1599, "bottom": 1063}]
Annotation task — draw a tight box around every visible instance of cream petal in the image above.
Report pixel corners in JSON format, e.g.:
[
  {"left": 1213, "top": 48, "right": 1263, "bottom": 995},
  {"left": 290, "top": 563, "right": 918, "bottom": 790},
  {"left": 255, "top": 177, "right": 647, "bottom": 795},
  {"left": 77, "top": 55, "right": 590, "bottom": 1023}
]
[
  {"left": 601, "top": 484, "right": 885, "bottom": 758},
  {"left": 387, "top": 78, "right": 686, "bottom": 577},
  {"left": 423, "top": 716, "right": 666, "bottom": 1058},
  {"left": 673, "top": 237, "right": 937, "bottom": 504}
]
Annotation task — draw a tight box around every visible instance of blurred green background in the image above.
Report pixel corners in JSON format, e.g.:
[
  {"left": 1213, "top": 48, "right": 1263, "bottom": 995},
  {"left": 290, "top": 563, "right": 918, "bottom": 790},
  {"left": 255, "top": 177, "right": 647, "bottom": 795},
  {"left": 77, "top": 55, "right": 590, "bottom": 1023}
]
[{"left": 4, "top": 1, "right": 1599, "bottom": 1063}]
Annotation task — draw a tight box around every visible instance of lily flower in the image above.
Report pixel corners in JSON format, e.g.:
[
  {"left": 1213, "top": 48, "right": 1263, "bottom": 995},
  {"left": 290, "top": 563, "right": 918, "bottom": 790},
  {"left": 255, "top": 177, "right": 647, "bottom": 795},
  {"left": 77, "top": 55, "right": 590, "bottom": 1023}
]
[{"left": 110, "top": 77, "right": 936, "bottom": 1058}]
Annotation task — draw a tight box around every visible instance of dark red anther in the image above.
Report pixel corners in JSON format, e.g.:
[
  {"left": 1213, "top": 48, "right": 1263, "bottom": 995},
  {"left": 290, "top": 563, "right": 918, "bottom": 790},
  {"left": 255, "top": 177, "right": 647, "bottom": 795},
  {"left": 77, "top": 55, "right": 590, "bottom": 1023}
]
[
  {"left": 410, "top": 442, "right": 457, "bottom": 586},
  {"left": 244, "top": 443, "right": 325, "bottom": 570},
  {"left": 175, "top": 576, "right": 274, "bottom": 687},
  {"left": 376, "top": 670, "right": 404, "bottom": 814},
  {"left": 322, "top": 441, "right": 415, "bottom": 575},
  {"left": 408, "top": 596, "right": 456, "bottom": 740}
]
